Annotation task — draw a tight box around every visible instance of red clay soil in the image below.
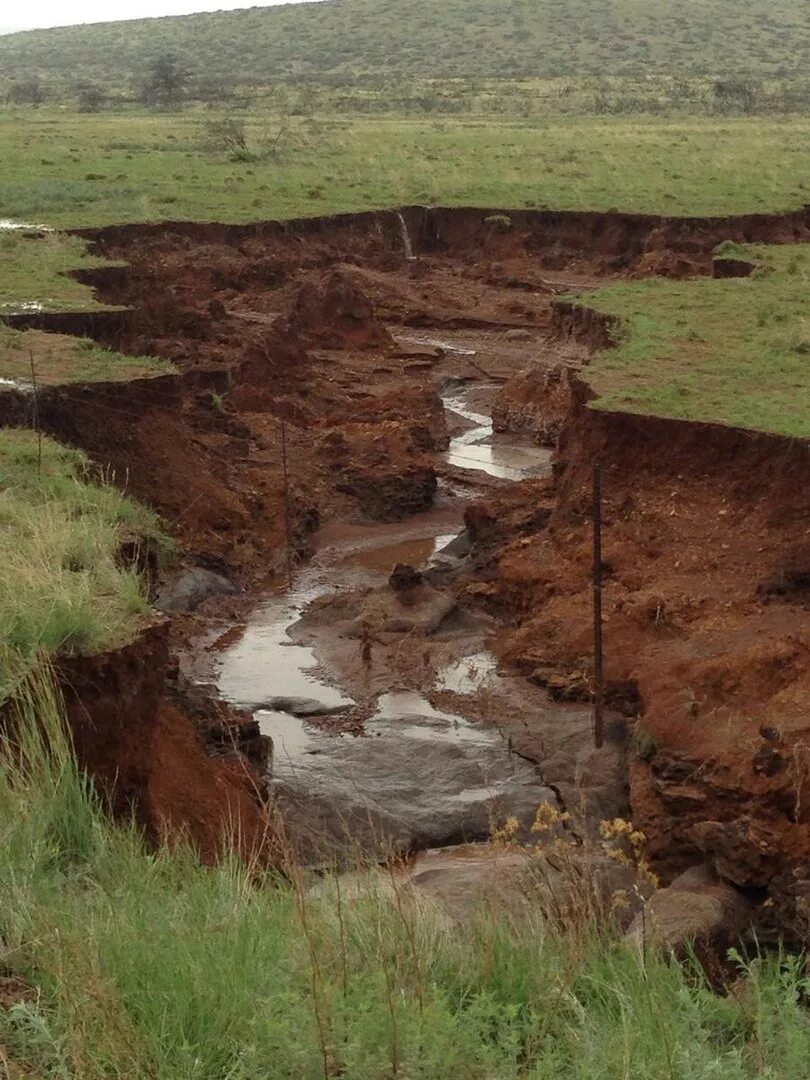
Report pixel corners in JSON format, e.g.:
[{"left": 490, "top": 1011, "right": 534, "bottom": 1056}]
[
  {"left": 55, "top": 618, "right": 271, "bottom": 862},
  {"left": 461, "top": 365, "right": 810, "bottom": 942},
  {"left": 492, "top": 363, "right": 574, "bottom": 447},
  {"left": 3, "top": 206, "right": 810, "bottom": 905}
]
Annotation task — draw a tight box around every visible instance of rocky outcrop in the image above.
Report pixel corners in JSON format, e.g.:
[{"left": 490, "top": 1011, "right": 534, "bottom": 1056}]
[
  {"left": 266, "top": 706, "right": 560, "bottom": 865},
  {"left": 156, "top": 566, "right": 240, "bottom": 614},
  {"left": 626, "top": 865, "right": 753, "bottom": 957}
]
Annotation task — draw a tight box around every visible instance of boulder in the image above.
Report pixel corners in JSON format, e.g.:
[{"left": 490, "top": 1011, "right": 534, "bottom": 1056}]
[
  {"left": 625, "top": 865, "right": 752, "bottom": 951},
  {"left": 267, "top": 708, "right": 559, "bottom": 865},
  {"left": 156, "top": 567, "right": 239, "bottom": 614}
]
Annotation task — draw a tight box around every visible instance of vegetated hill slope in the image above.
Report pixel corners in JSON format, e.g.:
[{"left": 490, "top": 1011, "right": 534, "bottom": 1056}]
[{"left": 0, "top": 0, "right": 808, "bottom": 90}]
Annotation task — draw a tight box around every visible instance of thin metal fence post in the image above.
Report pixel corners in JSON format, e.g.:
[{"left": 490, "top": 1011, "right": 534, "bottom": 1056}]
[
  {"left": 280, "top": 418, "right": 293, "bottom": 588},
  {"left": 593, "top": 462, "right": 604, "bottom": 749},
  {"left": 29, "top": 351, "right": 42, "bottom": 479}
]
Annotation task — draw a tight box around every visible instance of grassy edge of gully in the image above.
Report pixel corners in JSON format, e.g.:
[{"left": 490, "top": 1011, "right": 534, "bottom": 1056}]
[
  {"left": 0, "top": 430, "right": 170, "bottom": 703},
  {"left": 0, "top": 668, "right": 808, "bottom": 1079},
  {"left": 581, "top": 243, "right": 810, "bottom": 438}
]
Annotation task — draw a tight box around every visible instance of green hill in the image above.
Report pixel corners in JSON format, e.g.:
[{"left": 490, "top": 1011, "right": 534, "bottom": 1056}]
[{"left": 1, "top": 0, "right": 808, "bottom": 94}]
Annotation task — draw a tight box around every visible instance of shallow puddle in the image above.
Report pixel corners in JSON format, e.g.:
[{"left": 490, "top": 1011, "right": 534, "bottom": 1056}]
[
  {"left": 0, "top": 376, "right": 33, "bottom": 391},
  {"left": 394, "top": 331, "right": 477, "bottom": 356},
  {"left": 257, "top": 711, "right": 322, "bottom": 761},
  {"left": 217, "top": 573, "right": 353, "bottom": 713},
  {"left": 216, "top": 511, "right": 465, "bottom": 714},
  {"left": 0, "top": 219, "right": 51, "bottom": 232},
  {"left": 442, "top": 385, "right": 552, "bottom": 481},
  {"left": 346, "top": 535, "right": 436, "bottom": 573},
  {"left": 369, "top": 690, "right": 499, "bottom": 746},
  {"left": 0, "top": 301, "right": 47, "bottom": 314}
]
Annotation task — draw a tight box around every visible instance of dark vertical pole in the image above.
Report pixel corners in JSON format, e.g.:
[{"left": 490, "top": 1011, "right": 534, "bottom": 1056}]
[
  {"left": 280, "top": 418, "right": 293, "bottom": 588},
  {"left": 29, "top": 351, "right": 42, "bottom": 479},
  {"left": 593, "top": 462, "right": 604, "bottom": 749}
]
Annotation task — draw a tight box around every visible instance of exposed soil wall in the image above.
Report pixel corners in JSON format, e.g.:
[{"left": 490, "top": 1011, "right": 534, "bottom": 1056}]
[
  {"left": 72, "top": 204, "right": 810, "bottom": 280},
  {"left": 461, "top": 305, "right": 810, "bottom": 941},
  {"left": 51, "top": 619, "right": 270, "bottom": 862}
]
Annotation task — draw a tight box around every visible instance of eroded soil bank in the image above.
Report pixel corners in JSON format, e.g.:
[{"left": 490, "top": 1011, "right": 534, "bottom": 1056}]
[{"left": 3, "top": 206, "right": 809, "bottom": 939}]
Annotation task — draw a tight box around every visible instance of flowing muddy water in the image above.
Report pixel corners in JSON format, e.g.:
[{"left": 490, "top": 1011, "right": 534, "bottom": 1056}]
[
  {"left": 215, "top": 359, "right": 558, "bottom": 861},
  {"left": 442, "top": 384, "right": 552, "bottom": 480}
]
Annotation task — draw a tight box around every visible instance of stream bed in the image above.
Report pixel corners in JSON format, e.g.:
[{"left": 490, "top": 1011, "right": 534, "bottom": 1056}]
[{"left": 215, "top": 376, "right": 560, "bottom": 862}]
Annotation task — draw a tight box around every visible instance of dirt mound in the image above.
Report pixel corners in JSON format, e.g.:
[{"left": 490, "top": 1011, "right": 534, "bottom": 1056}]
[
  {"left": 283, "top": 268, "right": 394, "bottom": 349},
  {"left": 493, "top": 364, "right": 573, "bottom": 447},
  {"left": 319, "top": 420, "right": 437, "bottom": 521}
]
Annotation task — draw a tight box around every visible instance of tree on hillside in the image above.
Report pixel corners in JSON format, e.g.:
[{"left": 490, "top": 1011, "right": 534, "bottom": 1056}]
[
  {"left": 8, "top": 77, "right": 46, "bottom": 106},
  {"left": 76, "top": 82, "right": 105, "bottom": 113},
  {"left": 141, "top": 53, "right": 192, "bottom": 109}
]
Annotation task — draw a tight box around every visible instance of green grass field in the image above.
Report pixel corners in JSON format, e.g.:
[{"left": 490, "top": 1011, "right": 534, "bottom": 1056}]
[
  {"left": 2, "top": 111, "right": 810, "bottom": 228},
  {"left": 580, "top": 244, "right": 810, "bottom": 437},
  {"left": 0, "top": 228, "right": 120, "bottom": 314}
]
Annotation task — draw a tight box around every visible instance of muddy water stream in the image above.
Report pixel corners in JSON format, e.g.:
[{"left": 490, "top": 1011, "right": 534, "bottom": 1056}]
[
  {"left": 442, "top": 384, "right": 552, "bottom": 480},
  {"left": 215, "top": 371, "right": 558, "bottom": 862}
]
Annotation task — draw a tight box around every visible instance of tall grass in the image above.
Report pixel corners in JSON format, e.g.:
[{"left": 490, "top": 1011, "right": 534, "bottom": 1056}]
[
  {"left": 0, "top": 670, "right": 807, "bottom": 1079},
  {"left": 0, "top": 430, "right": 169, "bottom": 698}
]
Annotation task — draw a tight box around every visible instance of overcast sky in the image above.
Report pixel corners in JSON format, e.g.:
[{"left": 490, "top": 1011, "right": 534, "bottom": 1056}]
[{"left": 1, "top": 1, "right": 317, "bottom": 34}]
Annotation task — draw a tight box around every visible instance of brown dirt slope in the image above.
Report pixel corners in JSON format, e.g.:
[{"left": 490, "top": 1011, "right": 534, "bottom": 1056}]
[{"left": 462, "top": 340, "right": 810, "bottom": 943}]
